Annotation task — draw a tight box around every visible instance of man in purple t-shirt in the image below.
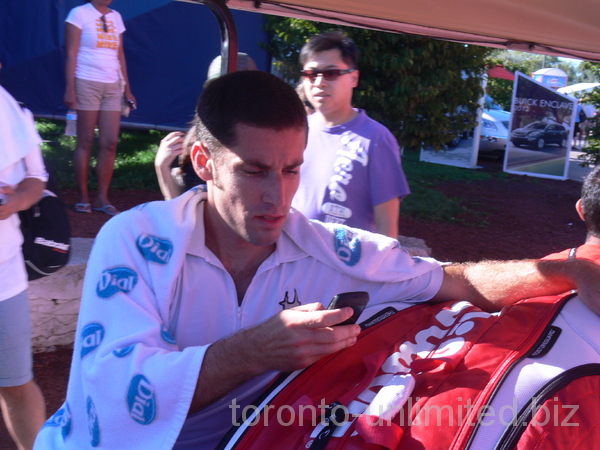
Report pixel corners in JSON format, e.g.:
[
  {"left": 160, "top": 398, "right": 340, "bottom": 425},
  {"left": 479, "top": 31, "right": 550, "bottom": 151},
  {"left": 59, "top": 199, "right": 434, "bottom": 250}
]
[{"left": 292, "top": 32, "right": 410, "bottom": 238}]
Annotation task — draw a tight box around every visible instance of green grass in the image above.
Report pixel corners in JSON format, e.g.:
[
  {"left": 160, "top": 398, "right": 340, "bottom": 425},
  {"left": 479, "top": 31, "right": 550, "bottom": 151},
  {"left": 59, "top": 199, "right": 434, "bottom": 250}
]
[
  {"left": 36, "top": 119, "right": 505, "bottom": 223},
  {"left": 37, "top": 118, "right": 168, "bottom": 191},
  {"left": 400, "top": 148, "right": 505, "bottom": 223}
]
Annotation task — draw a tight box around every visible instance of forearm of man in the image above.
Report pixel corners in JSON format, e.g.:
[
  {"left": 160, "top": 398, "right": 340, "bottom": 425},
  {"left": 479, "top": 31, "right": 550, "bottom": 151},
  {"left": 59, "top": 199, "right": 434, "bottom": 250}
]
[
  {"left": 189, "top": 329, "right": 265, "bottom": 414},
  {"left": 433, "top": 258, "right": 599, "bottom": 312},
  {"left": 374, "top": 197, "right": 400, "bottom": 238},
  {"left": 189, "top": 305, "right": 358, "bottom": 414},
  {"left": 0, "top": 178, "right": 45, "bottom": 221},
  {"left": 14, "top": 178, "right": 45, "bottom": 211}
]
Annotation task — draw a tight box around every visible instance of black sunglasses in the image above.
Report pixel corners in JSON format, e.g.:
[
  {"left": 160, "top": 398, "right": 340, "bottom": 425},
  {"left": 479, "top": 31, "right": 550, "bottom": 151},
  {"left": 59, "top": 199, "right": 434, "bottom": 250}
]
[
  {"left": 300, "top": 68, "right": 356, "bottom": 82},
  {"left": 100, "top": 15, "right": 108, "bottom": 33}
]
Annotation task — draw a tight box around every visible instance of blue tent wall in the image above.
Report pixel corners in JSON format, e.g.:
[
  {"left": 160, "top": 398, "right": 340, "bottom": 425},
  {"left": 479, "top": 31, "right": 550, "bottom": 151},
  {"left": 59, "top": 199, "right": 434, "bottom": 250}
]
[{"left": 0, "top": 0, "right": 270, "bottom": 128}]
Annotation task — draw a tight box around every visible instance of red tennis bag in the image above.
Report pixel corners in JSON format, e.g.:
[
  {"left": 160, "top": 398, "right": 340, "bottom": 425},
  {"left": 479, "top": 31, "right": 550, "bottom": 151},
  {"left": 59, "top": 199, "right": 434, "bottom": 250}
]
[{"left": 218, "top": 292, "right": 600, "bottom": 449}]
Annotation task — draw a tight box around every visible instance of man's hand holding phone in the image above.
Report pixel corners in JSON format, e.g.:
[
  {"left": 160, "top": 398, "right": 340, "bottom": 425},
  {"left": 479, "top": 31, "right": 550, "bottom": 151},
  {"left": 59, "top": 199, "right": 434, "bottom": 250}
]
[{"left": 327, "top": 291, "right": 370, "bottom": 326}]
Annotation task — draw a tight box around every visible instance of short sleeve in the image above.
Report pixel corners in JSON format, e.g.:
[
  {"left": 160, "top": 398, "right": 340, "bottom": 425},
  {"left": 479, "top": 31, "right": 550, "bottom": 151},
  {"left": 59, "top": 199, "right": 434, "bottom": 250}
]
[
  {"left": 65, "top": 6, "right": 84, "bottom": 29},
  {"left": 112, "top": 10, "right": 126, "bottom": 34},
  {"left": 23, "top": 146, "right": 48, "bottom": 183},
  {"left": 368, "top": 128, "right": 411, "bottom": 206}
]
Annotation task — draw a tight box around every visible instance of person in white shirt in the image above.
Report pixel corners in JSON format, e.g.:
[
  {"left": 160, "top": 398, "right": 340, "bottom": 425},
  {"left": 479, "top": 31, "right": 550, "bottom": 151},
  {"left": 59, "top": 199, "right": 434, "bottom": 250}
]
[
  {"left": 0, "top": 82, "right": 48, "bottom": 450},
  {"left": 64, "top": 0, "right": 136, "bottom": 216},
  {"left": 36, "top": 70, "right": 600, "bottom": 449}
]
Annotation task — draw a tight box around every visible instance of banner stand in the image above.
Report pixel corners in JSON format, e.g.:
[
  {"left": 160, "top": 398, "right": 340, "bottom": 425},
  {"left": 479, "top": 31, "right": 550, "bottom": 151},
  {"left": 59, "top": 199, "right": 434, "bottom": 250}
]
[{"left": 503, "top": 72, "right": 574, "bottom": 181}]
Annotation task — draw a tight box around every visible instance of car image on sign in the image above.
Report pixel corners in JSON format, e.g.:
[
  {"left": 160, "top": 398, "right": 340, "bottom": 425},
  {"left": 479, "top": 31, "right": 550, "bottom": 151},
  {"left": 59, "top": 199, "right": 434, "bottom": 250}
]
[
  {"left": 478, "top": 108, "right": 511, "bottom": 158},
  {"left": 510, "top": 121, "right": 569, "bottom": 149}
]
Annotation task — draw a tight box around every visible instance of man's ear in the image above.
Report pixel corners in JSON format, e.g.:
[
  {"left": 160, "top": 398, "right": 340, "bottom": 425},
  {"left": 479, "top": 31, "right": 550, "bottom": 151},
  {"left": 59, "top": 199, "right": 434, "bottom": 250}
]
[
  {"left": 190, "top": 141, "right": 214, "bottom": 181},
  {"left": 576, "top": 198, "right": 585, "bottom": 222},
  {"left": 351, "top": 69, "right": 359, "bottom": 89}
]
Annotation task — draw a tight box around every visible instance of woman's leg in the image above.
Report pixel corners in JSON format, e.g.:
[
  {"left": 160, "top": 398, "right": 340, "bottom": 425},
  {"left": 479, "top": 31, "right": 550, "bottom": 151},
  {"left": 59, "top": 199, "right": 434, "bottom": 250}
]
[
  {"left": 74, "top": 110, "right": 99, "bottom": 205},
  {"left": 94, "top": 110, "right": 121, "bottom": 207}
]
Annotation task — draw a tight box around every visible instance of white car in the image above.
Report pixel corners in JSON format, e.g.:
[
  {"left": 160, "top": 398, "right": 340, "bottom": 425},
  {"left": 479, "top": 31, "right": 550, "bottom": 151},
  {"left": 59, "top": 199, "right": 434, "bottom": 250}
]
[{"left": 479, "top": 107, "right": 511, "bottom": 157}]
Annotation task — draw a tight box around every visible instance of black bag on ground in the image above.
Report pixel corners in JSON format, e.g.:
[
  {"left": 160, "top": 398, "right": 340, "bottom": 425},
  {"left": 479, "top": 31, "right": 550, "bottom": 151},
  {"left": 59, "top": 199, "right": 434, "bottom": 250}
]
[{"left": 19, "top": 189, "right": 71, "bottom": 280}]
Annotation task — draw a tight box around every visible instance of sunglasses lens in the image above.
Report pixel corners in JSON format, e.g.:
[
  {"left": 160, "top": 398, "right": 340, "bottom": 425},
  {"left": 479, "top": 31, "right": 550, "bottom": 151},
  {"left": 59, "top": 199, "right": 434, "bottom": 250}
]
[
  {"left": 302, "top": 72, "right": 314, "bottom": 82},
  {"left": 322, "top": 70, "right": 341, "bottom": 81},
  {"left": 302, "top": 70, "right": 343, "bottom": 82}
]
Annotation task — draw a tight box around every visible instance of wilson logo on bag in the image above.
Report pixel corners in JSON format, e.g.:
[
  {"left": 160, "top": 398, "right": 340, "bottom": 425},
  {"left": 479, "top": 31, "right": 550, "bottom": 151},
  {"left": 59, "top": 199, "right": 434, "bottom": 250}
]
[{"left": 19, "top": 189, "right": 71, "bottom": 280}]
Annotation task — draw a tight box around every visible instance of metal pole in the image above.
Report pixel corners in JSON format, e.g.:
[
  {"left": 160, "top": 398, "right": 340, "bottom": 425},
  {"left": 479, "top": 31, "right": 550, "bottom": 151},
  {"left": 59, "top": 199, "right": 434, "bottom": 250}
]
[{"left": 199, "top": 0, "right": 239, "bottom": 75}]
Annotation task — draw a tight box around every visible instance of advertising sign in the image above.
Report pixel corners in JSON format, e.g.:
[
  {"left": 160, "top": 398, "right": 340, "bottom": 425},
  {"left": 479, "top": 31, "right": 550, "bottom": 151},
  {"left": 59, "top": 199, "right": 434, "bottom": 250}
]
[
  {"left": 418, "top": 114, "right": 482, "bottom": 169},
  {"left": 504, "top": 72, "right": 575, "bottom": 180},
  {"left": 419, "top": 79, "right": 485, "bottom": 169}
]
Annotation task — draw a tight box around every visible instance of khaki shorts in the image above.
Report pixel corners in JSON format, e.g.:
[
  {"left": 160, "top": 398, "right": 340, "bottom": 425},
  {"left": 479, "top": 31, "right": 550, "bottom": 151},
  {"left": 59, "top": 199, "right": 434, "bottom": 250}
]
[{"left": 75, "top": 77, "right": 123, "bottom": 112}]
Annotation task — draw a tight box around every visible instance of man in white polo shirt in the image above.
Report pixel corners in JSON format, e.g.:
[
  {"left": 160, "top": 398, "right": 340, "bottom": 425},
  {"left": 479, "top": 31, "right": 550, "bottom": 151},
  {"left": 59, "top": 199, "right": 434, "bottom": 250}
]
[{"left": 36, "top": 71, "right": 600, "bottom": 449}]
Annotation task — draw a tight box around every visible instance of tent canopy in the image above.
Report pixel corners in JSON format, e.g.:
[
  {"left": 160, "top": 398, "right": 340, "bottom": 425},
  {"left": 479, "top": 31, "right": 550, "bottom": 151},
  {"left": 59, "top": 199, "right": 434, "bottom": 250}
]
[
  {"left": 201, "top": 0, "right": 600, "bottom": 63},
  {"left": 558, "top": 83, "right": 600, "bottom": 95},
  {"left": 488, "top": 66, "right": 515, "bottom": 81}
]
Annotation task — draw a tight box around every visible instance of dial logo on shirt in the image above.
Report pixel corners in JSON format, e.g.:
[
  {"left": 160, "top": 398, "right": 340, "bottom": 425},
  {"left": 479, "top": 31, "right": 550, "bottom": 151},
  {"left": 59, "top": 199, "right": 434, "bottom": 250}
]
[{"left": 334, "top": 227, "right": 362, "bottom": 266}]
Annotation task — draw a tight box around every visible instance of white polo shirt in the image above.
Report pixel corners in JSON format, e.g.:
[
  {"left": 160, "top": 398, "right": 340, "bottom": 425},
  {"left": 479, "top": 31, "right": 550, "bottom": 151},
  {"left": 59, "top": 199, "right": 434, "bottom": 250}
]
[
  {"left": 173, "top": 205, "right": 443, "bottom": 448},
  {"left": 35, "top": 191, "right": 443, "bottom": 449}
]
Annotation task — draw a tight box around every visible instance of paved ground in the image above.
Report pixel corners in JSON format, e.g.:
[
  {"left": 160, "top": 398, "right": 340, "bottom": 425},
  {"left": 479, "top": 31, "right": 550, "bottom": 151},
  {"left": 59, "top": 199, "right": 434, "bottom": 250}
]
[{"left": 568, "top": 148, "right": 592, "bottom": 182}]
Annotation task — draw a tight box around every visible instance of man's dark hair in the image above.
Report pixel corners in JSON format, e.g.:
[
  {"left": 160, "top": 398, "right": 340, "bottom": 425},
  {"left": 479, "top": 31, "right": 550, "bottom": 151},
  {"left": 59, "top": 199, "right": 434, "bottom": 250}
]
[
  {"left": 300, "top": 32, "right": 359, "bottom": 69},
  {"left": 581, "top": 165, "right": 600, "bottom": 238},
  {"left": 195, "top": 71, "right": 307, "bottom": 152}
]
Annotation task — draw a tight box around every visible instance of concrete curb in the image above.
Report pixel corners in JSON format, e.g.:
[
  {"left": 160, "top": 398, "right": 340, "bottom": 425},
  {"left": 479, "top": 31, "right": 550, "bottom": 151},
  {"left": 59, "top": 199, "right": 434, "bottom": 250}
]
[{"left": 29, "top": 237, "right": 94, "bottom": 353}]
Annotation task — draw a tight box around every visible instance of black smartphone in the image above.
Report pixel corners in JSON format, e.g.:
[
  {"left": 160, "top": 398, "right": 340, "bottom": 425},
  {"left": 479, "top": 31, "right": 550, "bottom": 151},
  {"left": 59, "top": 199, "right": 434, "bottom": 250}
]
[{"left": 327, "top": 291, "right": 370, "bottom": 326}]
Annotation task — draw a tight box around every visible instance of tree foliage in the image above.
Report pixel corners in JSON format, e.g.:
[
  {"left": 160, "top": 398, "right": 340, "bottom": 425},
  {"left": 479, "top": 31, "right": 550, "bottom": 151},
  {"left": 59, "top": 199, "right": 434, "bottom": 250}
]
[
  {"left": 484, "top": 52, "right": 541, "bottom": 111},
  {"left": 485, "top": 50, "right": 600, "bottom": 111},
  {"left": 580, "top": 61, "right": 600, "bottom": 81},
  {"left": 577, "top": 61, "right": 600, "bottom": 166},
  {"left": 577, "top": 89, "right": 600, "bottom": 167},
  {"left": 263, "top": 17, "right": 491, "bottom": 149}
]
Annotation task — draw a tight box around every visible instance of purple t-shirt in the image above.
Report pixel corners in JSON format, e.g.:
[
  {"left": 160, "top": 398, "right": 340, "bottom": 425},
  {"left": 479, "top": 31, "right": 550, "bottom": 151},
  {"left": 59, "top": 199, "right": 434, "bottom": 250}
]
[{"left": 292, "top": 109, "right": 410, "bottom": 232}]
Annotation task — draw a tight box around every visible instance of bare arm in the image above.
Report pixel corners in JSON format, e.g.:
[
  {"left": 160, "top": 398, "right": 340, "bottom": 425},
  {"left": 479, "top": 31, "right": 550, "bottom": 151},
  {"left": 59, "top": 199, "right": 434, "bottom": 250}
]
[
  {"left": 64, "top": 23, "right": 81, "bottom": 109},
  {"left": 434, "top": 258, "right": 600, "bottom": 314},
  {"left": 189, "top": 304, "right": 359, "bottom": 413},
  {"left": 155, "top": 132, "right": 185, "bottom": 200},
  {"left": 118, "top": 34, "right": 136, "bottom": 104},
  {"left": 0, "top": 178, "right": 45, "bottom": 220},
  {"left": 374, "top": 197, "right": 400, "bottom": 238}
]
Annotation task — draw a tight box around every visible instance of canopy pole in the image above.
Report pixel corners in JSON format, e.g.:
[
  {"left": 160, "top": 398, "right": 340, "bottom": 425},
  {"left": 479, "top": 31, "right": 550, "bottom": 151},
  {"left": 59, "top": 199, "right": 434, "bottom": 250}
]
[{"left": 199, "top": 0, "right": 239, "bottom": 75}]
